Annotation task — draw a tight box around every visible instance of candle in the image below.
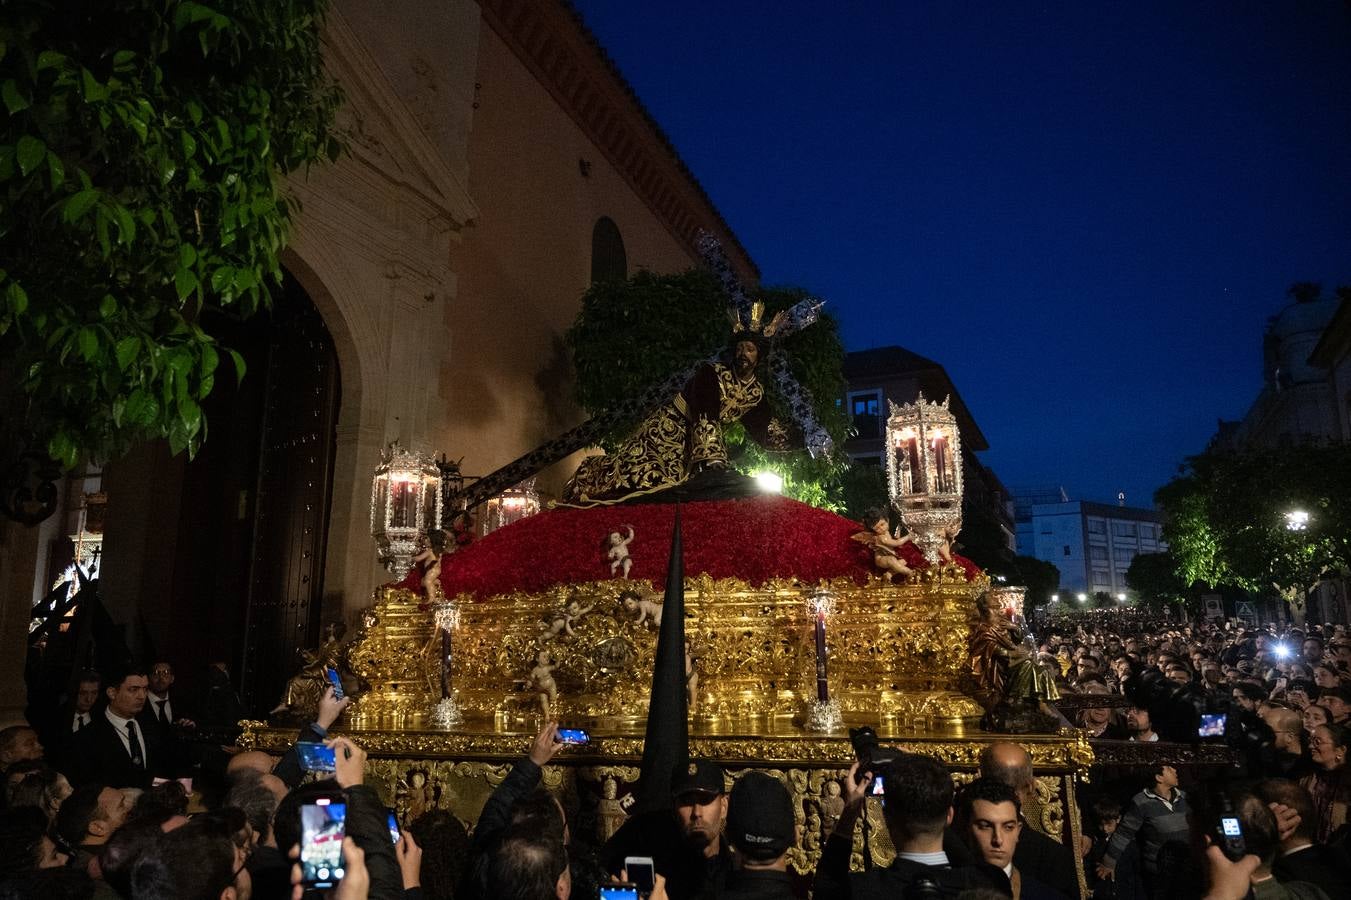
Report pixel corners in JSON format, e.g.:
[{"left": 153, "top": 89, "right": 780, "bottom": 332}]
[
  {"left": 814, "top": 612, "right": 829, "bottom": 702},
  {"left": 440, "top": 629, "right": 452, "bottom": 700}
]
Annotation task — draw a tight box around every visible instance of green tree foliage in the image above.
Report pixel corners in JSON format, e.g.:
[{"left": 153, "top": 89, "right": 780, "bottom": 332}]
[
  {"left": 0, "top": 0, "right": 342, "bottom": 470},
  {"left": 1125, "top": 551, "right": 1189, "bottom": 608},
  {"left": 1156, "top": 446, "right": 1351, "bottom": 600},
  {"left": 566, "top": 269, "right": 851, "bottom": 507}
]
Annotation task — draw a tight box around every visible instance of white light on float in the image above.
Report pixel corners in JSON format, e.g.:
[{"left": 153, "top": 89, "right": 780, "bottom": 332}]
[
  {"left": 370, "top": 442, "right": 442, "bottom": 579},
  {"left": 754, "top": 471, "right": 784, "bottom": 494}
]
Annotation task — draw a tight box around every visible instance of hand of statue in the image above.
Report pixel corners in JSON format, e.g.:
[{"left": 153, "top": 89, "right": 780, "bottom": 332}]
[
  {"left": 317, "top": 685, "right": 351, "bottom": 730},
  {"left": 326, "top": 736, "right": 366, "bottom": 788},
  {"left": 529, "top": 722, "right": 561, "bottom": 767}
]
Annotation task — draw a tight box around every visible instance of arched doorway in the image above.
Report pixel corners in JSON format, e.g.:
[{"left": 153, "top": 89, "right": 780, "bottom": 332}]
[{"left": 95, "top": 270, "right": 342, "bottom": 717}]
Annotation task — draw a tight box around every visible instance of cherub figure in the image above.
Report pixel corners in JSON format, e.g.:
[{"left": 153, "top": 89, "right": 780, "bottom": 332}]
[
  {"left": 603, "top": 525, "right": 636, "bottom": 578},
  {"left": 620, "top": 590, "right": 662, "bottom": 628},
  {"left": 685, "top": 640, "right": 700, "bottom": 713},
  {"left": 850, "top": 507, "right": 914, "bottom": 582},
  {"left": 410, "top": 530, "right": 449, "bottom": 601},
  {"left": 529, "top": 650, "right": 558, "bottom": 718},
  {"left": 937, "top": 526, "right": 960, "bottom": 564},
  {"left": 542, "top": 599, "right": 596, "bottom": 638},
  {"left": 599, "top": 777, "right": 627, "bottom": 842}
]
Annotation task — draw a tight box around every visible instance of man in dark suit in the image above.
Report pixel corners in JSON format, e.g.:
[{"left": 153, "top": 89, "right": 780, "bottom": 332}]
[
  {"left": 141, "top": 661, "right": 195, "bottom": 733},
  {"left": 67, "top": 664, "right": 170, "bottom": 789},
  {"left": 47, "top": 670, "right": 100, "bottom": 773},
  {"left": 979, "top": 742, "right": 1081, "bottom": 899},
  {"left": 1258, "top": 777, "right": 1351, "bottom": 899}
]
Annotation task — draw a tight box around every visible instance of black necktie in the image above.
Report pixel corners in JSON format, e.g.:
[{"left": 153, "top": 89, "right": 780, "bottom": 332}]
[
  {"left": 126, "top": 720, "right": 144, "bottom": 768},
  {"left": 75, "top": 714, "right": 85, "bottom": 732},
  {"left": 155, "top": 700, "right": 168, "bottom": 724}
]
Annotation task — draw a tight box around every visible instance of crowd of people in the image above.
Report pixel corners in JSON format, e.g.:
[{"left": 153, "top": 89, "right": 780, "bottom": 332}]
[{"left": 0, "top": 615, "right": 1348, "bottom": 899}]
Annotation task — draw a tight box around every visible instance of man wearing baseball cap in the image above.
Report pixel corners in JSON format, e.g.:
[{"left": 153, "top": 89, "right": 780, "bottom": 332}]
[
  {"left": 722, "top": 772, "right": 797, "bottom": 899},
  {"left": 669, "top": 759, "right": 733, "bottom": 895}
]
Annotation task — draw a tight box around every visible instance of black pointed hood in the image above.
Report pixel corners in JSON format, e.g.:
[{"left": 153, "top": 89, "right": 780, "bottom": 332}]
[{"left": 635, "top": 505, "right": 688, "bottom": 812}]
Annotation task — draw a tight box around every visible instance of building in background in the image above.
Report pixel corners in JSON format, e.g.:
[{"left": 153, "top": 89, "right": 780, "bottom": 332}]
[
  {"left": 842, "top": 346, "right": 1015, "bottom": 554},
  {"left": 1015, "top": 495, "right": 1165, "bottom": 595}
]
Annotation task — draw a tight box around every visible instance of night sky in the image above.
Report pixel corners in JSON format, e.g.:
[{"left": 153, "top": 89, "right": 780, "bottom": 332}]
[{"left": 571, "top": 1, "right": 1351, "bottom": 508}]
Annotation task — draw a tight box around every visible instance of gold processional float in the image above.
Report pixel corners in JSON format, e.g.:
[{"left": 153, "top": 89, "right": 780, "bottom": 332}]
[
  {"left": 241, "top": 243, "right": 1090, "bottom": 882},
  {"left": 240, "top": 406, "right": 1090, "bottom": 881}
]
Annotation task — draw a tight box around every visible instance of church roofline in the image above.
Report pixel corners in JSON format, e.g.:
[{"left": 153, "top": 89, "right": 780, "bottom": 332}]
[{"left": 479, "top": 0, "right": 759, "bottom": 283}]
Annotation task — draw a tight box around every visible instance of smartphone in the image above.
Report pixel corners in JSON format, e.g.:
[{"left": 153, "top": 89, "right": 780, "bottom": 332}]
[
  {"left": 869, "top": 774, "right": 885, "bottom": 795},
  {"left": 556, "top": 727, "right": 589, "bottom": 745},
  {"left": 1198, "top": 713, "right": 1226, "bottom": 738},
  {"left": 299, "top": 797, "right": 347, "bottom": 888},
  {"left": 624, "top": 857, "right": 655, "bottom": 893},
  {"left": 325, "top": 667, "right": 344, "bottom": 700},
  {"left": 297, "top": 741, "right": 337, "bottom": 773},
  {"left": 600, "top": 887, "right": 639, "bottom": 900},
  {"left": 386, "top": 807, "right": 400, "bottom": 844},
  {"left": 1215, "top": 813, "right": 1246, "bottom": 861}
]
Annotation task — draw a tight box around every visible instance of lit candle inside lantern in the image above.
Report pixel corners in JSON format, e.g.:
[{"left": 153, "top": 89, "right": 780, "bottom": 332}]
[
  {"left": 931, "top": 428, "right": 947, "bottom": 492},
  {"left": 814, "top": 611, "right": 829, "bottom": 702}
]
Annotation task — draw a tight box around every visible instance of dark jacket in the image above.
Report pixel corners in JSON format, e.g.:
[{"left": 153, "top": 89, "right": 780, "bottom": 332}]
[
  {"left": 1272, "top": 844, "right": 1351, "bottom": 900},
  {"left": 459, "top": 756, "right": 545, "bottom": 900},
  {"left": 602, "top": 809, "right": 733, "bottom": 900},
  {"left": 1015, "top": 823, "right": 1081, "bottom": 899},
  {"left": 65, "top": 709, "right": 171, "bottom": 789},
  {"left": 346, "top": 783, "right": 403, "bottom": 900},
  {"left": 813, "top": 831, "right": 1010, "bottom": 900},
  {"left": 719, "top": 868, "right": 795, "bottom": 900}
]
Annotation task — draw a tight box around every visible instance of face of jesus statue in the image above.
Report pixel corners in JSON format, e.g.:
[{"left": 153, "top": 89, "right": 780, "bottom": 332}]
[{"left": 733, "top": 340, "right": 758, "bottom": 379}]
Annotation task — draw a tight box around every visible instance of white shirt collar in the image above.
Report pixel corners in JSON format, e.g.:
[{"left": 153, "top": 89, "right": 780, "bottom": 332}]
[
  {"left": 1003, "top": 863, "right": 1014, "bottom": 877},
  {"left": 897, "top": 850, "right": 949, "bottom": 867},
  {"left": 149, "top": 692, "right": 168, "bottom": 703},
  {"left": 104, "top": 706, "right": 135, "bottom": 729}
]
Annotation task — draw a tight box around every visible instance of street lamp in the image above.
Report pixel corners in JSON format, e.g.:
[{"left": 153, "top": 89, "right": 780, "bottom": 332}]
[
  {"left": 1076, "top": 592, "right": 1087, "bottom": 603},
  {"left": 1117, "top": 593, "right": 1127, "bottom": 603},
  {"left": 1050, "top": 594, "right": 1059, "bottom": 604},
  {"left": 1284, "top": 510, "right": 1310, "bottom": 532}
]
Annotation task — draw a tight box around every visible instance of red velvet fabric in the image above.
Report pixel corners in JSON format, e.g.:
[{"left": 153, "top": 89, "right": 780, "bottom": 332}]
[{"left": 393, "top": 496, "right": 980, "bottom": 599}]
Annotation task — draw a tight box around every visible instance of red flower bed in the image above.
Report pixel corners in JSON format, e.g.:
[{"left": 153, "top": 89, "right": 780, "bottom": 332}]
[{"left": 397, "top": 496, "right": 979, "bottom": 599}]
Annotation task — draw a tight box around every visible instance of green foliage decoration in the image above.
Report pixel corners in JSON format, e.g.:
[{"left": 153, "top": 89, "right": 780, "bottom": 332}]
[
  {"left": 566, "top": 269, "right": 851, "bottom": 508},
  {"left": 0, "top": 0, "right": 342, "bottom": 470}
]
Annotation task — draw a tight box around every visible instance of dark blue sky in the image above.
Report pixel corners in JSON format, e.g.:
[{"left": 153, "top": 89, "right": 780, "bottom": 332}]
[{"left": 572, "top": 1, "right": 1351, "bottom": 507}]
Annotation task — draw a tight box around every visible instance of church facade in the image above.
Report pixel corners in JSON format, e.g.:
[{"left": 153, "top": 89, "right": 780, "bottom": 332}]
[{"left": 0, "top": 0, "right": 755, "bottom": 718}]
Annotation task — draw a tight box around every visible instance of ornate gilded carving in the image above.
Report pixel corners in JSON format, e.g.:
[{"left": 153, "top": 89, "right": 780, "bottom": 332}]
[{"left": 344, "top": 568, "right": 1002, "bottom": 730}]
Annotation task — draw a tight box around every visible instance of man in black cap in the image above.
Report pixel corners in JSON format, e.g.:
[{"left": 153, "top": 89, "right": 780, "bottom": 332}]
[
  {"left": 671, "top": 759, "right": 733, "bottom": 896},
  {"left": 722, "top": 772, "right": 797, "bottom": 900},
  {"left": 603, "top": 759, "right": 733, "bottom": 900}
]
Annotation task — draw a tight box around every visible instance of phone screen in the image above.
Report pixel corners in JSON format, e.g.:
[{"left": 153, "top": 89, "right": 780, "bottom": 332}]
[
  {"left": 325, "top": 667, "right": 344, "bottom": 700},
  {"left": 300, "top": 799, "right": 346, "bottom": 888},
  {"left": 1198, "top": 714, "right": 1226, "bottom": 738},
  {"left": 1221, "top": 816, "right": 1242, "bottom": 837},
  {"left": 624, "top": 858, "right": 654, "bottom": 893},
  {"left": 869, "top": 775, "right": 885, "bottom": 795},
  {"left": 600, "top": 888, "right": 639, "bottom": 900},
  {"left": 386, "top": 808, "right": 400, "bottom": 844},
  {"left": 557, "top": 728, "right": 589, "bottom": 745},
  {"left": 297, "top": 741, "right": 337, "bottom": 773}
]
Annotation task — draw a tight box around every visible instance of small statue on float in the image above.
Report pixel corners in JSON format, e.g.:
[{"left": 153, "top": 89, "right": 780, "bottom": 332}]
[
  {"left": 968, "top": 593, "right": 1060, "bottom": 733},
  {"left": 542, "top": 599, "right": 595, "bottom": 639},
  {"left": 685, "top": 639, "right": 700, "bottom": 714},
  {"left": 411, "top": 529, "right": 449, "bottom": 602},
  {"left": 621, "top": 589, "right": 663, "bottom": 628},
  {"left": 603, "top": 525, "right": 636, "bottom": 578},
  {"left": 850, "top": 508, "right": 915, "bottom": 583},
  {"left": 599, "top": 778, "right": 628, "bottom": 842},
  {"left": 526, "top": 650, "right": 559, "bottom": 719},
  {"left": 270, "top": 623, "right": 355, "bottom": 723}
]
